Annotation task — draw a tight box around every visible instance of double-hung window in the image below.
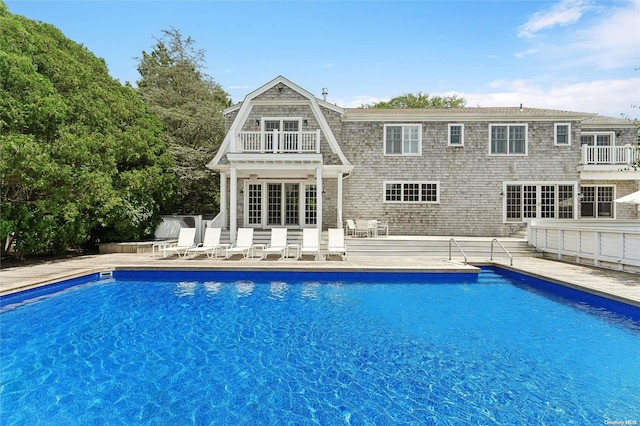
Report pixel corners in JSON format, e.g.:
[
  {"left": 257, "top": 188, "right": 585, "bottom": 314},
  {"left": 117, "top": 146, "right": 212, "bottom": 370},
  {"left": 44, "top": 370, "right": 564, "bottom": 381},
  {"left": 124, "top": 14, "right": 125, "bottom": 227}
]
[
  {"left": 384, "top": 181, "right": 439, "bottom": 203},
  {"left": 384, "top": 124, "right": 421, "bottom": 155},
  {"left": 580, "top": 186, "right": 614, "bottom": 218},
  {"left": 490, "top": 124, "right": 527, "bottom": 155},
  {"left": 448, "top": 124, "right": 464, "bottom": 146},
  {"left": 554, "top": 123, "right": 571, "bottom": 145}
]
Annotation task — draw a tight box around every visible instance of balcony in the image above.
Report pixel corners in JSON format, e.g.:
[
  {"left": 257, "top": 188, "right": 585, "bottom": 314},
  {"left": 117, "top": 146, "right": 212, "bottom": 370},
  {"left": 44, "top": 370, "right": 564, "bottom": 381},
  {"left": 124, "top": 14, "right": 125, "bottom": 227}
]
[
  {"left": 232, "top": 130, "right": 321, "bottom": 154},
  {"left": 581, "top": 145, "right": 639, "bottom": 166},
  {"left": 577, "top": 145, "right": 640, "bottom": 180}
]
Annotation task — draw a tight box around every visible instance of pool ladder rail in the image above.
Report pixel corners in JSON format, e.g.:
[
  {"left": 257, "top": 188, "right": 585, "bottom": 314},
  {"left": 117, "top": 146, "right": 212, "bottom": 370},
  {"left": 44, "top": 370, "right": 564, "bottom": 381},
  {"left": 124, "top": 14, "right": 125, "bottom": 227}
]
[
  {"left": 448, "top": 238, "right": 514, "bottom": 266},
  {"left": 490, "top": 239, "right": 513, "bottom": 266},
  {"left": 448, "top": 238, "right": 467, "bottom": 265}
]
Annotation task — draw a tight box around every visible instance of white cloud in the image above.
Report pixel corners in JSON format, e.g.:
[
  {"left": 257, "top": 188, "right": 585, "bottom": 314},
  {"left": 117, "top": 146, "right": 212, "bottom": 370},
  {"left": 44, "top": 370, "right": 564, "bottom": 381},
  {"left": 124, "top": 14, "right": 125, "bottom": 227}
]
[
  {"left": 518, "top": 0, "right": 592, "bottom": 38},
  {"left": 227, "top": 85, "right": 253, "bottom": 90},
  {"left": 572, "top": 0, "right": 640, "bottom": 68},
  {"left": 460, "top": 77, "right": 640, "bottom": 118}
]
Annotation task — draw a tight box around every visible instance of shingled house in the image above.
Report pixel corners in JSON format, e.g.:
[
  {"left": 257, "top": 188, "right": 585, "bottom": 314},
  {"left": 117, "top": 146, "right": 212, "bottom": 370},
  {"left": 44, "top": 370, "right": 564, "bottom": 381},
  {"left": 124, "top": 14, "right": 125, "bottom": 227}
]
[{"left": 208, "top": 76, "right": 639, "bottom": 239}]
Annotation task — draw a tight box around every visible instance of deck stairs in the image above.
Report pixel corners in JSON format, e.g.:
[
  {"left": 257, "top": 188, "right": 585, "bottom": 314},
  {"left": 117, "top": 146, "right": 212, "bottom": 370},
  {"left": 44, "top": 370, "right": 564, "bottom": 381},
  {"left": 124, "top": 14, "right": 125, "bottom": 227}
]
[{"left": 220, "top": 230, "right": 539, "bottom": 260}]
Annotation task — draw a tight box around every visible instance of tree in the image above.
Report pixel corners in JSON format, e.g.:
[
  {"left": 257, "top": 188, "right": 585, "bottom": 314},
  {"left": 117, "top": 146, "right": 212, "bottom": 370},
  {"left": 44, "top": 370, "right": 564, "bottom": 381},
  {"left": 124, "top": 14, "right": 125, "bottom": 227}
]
[
  {"left": 136, "top": 28, "right": 232, "bottom": 215},
  {"left": 364, "top": 92, "right": 466, "bottom": 109},
  {"left": 0, "top": 2, "right": 175, "bottom": 258}
]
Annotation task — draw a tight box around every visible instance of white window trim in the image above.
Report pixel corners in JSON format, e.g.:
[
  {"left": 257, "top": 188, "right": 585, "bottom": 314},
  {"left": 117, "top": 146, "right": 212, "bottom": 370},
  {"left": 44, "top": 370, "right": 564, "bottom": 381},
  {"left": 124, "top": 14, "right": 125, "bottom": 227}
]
[
  {"left": 260, "top": 117, "right": 302, "bottom": 131},
  {"left": 502, "top": 181, "right": 578, "bottom": 223},
  {"left": 578, "top": 184, "right": 617, "bottom": 219},
  {"left": 489, "top": 123, "right": 528, "bottom": 156},
  {"left": 579, "top": 131, "right": 616, "bottom": 146},
  {"left": 383, "top": 124, "right": 422, "bottom": 156},
  {"left": 554, "top": 123, "right": 571, "bottom": 146},
  {"left": 383, "top": 181, "right": 440, "bottom": 204},
  {"left": 448, "top": 123, "right": 464, "bottom": 147}
]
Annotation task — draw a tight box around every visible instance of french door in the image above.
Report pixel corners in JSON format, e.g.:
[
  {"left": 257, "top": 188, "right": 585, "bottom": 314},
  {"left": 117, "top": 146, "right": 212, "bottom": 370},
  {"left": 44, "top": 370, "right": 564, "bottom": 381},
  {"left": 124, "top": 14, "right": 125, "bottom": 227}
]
[{"left": 245, "top": 181, "right": 317, "bottom": 228}]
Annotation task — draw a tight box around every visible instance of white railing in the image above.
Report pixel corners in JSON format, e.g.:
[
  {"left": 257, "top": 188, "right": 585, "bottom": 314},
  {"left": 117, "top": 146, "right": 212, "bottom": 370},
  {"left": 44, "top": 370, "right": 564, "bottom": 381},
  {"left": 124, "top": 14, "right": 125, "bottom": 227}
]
[
  {"left": 581, "top": 145, "right": 640, "bottom": 165},
  {"left": 528, "top": 219, "right": 640, "bottom": 272},
  {"left": 234, "top": 130, "right": 321, "bottom": 153}
]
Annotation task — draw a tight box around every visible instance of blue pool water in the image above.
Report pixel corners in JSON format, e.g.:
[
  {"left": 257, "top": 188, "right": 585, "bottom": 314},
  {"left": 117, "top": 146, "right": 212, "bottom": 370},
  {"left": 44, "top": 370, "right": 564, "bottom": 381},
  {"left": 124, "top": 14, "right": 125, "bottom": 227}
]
[{"left": 1, "top": 268, "right": 639, "bottom": 425}]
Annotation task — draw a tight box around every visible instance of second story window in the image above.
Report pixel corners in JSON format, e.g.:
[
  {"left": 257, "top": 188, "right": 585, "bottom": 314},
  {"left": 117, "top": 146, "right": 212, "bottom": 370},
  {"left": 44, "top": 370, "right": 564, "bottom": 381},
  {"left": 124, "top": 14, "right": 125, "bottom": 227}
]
[
  {"left": 490, "top": 124, "right": 527, "bottom": 155},
  {"left": 384, "top": 124, "right": 421, "bottom": 155},
  {"left": 555, "top": 123, "right": 571, "bottom": 145},
  {"left": 448, "top": 124, "right": 464, "bottom": 146}
]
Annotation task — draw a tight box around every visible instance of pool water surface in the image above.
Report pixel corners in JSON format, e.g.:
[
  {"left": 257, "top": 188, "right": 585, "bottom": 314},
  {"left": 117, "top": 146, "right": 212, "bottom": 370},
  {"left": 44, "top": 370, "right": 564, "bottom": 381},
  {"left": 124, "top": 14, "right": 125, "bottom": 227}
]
[{"left": 1, "top": 269, "right": 639, "bottom": 425}]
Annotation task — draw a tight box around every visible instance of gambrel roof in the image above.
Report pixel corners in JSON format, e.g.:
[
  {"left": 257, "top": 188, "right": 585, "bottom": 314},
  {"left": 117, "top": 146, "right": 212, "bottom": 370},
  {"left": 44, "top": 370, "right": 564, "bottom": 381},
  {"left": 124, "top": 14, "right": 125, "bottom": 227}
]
[{"left": 208, "top": 76, "right": 350, "bottom": 169}]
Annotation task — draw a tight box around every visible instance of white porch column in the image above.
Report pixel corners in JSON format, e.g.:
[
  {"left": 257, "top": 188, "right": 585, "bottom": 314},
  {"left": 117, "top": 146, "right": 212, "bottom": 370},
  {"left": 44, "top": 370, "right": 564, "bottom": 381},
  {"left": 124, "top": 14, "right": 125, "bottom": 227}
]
[
  {"left": 316, "top": 166, "right": 323, "bottom": 238},
  {"left": 337, "top": 172, "right": 343, "bottom": 229},
  {"left": 220, "top": 172, "right": 227, "bottom": 229},
  {"left": 230, "top": 167, "right": 237, "bottom": 242}
]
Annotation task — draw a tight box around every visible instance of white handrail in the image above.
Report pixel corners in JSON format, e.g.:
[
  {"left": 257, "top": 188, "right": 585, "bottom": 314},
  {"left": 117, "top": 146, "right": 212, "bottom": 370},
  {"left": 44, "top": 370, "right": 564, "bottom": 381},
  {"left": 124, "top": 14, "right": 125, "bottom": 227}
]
[
  {"left": 448, "top": 238, "right": 467, "bottom": 264},
  {"left": 491, "top": 239, "right": 513, "bottom": 266}
]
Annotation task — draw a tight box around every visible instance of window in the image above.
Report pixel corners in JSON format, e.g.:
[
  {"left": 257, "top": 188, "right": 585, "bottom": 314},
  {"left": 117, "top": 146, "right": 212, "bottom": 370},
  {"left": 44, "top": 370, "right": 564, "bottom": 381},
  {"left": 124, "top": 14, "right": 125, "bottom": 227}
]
[
  {"left": 384, "top": 181, "right": 439, "bottom": 203},
  {"left": 384, "top": 124, "right": 421, "bottom": 155},
  {"left": 580, "top": 186, "right": 614, "bottom": 218},
  {"left": 490, "top": 124, "right": 527, "bottom": 155},
  {"left": 554, "top": 123, "right": 571, "bottom": 145},
  {"left": 448, "top": 124, "right": 464, "bottom": 146},
  {"left": 504, "top": 183, "right": 577, "bottom": 222},
  {"left": 580, "top": 132, "right": 613, "bottom": 146}
]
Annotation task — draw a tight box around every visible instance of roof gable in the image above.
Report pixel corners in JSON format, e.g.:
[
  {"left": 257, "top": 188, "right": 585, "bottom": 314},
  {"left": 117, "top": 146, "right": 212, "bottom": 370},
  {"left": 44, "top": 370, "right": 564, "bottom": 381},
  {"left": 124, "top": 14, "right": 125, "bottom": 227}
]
[{"left": 209, "top": 76, "right": 349, "bottom": 168}]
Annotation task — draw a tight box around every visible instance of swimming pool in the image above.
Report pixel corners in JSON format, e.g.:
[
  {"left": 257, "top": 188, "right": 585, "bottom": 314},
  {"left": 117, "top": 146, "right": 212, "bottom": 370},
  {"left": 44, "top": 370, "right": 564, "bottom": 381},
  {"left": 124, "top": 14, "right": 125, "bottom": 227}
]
[{"left": 2, "top": 268, "right": 639, "bottom": 425}]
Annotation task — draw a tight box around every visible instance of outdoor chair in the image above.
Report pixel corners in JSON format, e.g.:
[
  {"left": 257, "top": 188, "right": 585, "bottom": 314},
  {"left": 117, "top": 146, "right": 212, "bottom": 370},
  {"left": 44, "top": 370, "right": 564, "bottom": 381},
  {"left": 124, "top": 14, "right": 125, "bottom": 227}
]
[
  {"left": 354, "top": 219, "right": 369, "bottom": 238},
  {"left": 225, "top": 228, "right": 255, "bottom": 258},
  {"left": 262, "top": 228, "right": 288, "bottom": 259},
  {"left": 158, "top": 228, "right": 197, "bottom": 258},
  {"left": 186, "top": 227, "right": 228, "bottom": 258},
  {"left": 299, "top": 228, "right": 320, "bottom": 260},
  {"left": 327, "top": 228, "right": 348, "bottom": 260}
]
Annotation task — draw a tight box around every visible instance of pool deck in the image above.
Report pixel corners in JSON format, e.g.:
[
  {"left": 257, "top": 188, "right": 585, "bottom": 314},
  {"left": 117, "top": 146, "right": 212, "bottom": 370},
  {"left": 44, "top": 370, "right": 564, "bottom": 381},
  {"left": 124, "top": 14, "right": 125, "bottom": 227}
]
[{"left": 1, "top": 253, "right": 639, "bottom": 307}]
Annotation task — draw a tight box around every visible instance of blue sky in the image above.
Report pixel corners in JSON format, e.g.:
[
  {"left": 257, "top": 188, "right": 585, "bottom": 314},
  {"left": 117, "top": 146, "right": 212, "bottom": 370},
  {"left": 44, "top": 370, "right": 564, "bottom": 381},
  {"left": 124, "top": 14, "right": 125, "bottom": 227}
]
[{"left": 6, "top": 0, "right": 640, "bottom": 118}]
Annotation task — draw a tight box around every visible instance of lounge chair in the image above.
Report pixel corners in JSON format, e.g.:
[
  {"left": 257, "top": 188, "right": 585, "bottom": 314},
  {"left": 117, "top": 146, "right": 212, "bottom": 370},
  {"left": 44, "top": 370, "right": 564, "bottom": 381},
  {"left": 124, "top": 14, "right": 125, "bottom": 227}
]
[
  {"left": 186, "top": 227, "right": 228, "bottom": 258},
  {"left": 262, "top": 228, "right": 288, "bottom": 259},
  {"left": 159, "top": 228, "right": 197, "bottom": 258},
  {"left": 299, "top": 228, "right": 320, "bottom": 260},
  {"left": 327, "top": 228, "right": 347, "bottom": 260},
  {"left": 225, "top": 228, "right": 255, "bottom": 258}
]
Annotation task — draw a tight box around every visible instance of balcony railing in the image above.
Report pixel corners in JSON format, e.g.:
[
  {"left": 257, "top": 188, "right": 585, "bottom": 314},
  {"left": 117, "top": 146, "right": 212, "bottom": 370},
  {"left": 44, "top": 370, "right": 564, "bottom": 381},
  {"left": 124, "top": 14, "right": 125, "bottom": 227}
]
[
  {"left": 233, "top": 130, "right": 321, "bottom": 153},
  {"left": 581, "top": 144, "right": 640, "bottom": 165}
]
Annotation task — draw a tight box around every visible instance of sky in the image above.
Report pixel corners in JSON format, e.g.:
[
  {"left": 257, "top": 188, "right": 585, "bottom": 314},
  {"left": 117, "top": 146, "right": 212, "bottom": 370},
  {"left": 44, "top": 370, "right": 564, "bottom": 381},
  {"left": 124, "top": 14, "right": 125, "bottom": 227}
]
[{"left": 6, "top": 0, "right": 640, "bottom": 119}]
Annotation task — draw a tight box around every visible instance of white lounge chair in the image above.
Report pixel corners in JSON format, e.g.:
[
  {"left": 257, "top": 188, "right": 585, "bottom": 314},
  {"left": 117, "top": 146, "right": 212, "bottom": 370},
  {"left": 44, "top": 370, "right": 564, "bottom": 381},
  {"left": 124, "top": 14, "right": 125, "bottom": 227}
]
[
  {"left": 159, "top": 228, "right": 197, "bottom": 258},
  {"left": 186, "top": 227, "right": 228, "bottom": 258},
  {"left": 327, "top": 228, "right": 347, "bottom": 260},
  {"left": 262, "top": 228, "right": 288, "bottom": 259},
  {"left": 299, "top": 228, "right": 320, "bottom": 260},
  {"left": 225, "top": 228, "right": 255, "bottom": 258}
]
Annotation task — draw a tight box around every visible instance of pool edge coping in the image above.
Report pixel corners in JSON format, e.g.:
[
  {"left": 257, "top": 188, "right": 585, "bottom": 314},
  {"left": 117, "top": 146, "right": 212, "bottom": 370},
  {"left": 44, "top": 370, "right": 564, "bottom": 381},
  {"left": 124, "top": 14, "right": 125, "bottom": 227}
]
[{"left": 1, "top": 262, "right": 638, "bottom": 308}]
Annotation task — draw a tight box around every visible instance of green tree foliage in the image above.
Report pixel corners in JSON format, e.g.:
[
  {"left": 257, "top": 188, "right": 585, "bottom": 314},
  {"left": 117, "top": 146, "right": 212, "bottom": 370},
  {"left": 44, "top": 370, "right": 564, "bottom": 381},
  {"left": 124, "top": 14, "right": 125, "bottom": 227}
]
[
  {"left": 137, "top": 28, "right": 231, "bottom": 214},
  {"left": 0, "top": 3, "right": 175, "bottom": 258},
  {"left": 365, "top": 92, "right": 466, "bottom": 109}
]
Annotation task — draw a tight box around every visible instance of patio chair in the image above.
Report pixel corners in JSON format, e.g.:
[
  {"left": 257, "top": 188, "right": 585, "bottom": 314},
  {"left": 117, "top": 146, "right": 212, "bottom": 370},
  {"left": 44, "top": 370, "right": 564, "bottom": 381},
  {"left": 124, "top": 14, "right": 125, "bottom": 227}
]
[
  {"left": 327, "top": 228, "right": 347, "bottom": 260},
  {"left": 299, "top": 228, "right": 320, "bottom": 260},
  {"left": 225, "top": 228, "right": 255, "bottom": 258},
  {"left": 345, "top": 219, "right": 357, "bottom": 236},
  {"left": 354, "top": 219, "right": 369, "bottom": 238},
  {"left": 158, "top": 228, "right": 197, "bottom": 258},
  {"left": 262, "top": 228, "right": 288, "bottom": 259},
  {"left": 367, "top": 220, "right": 378, "bottom": 238},
  {"left": 377, "top": 220, "right": 389, "bottom": 237},
  {"left": 186, "top": 227, "right": 228, "bottom": 258}
]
